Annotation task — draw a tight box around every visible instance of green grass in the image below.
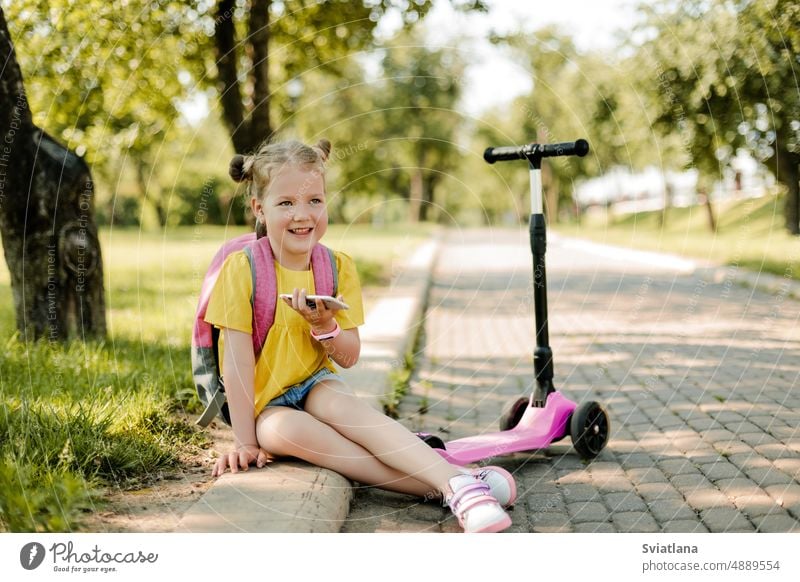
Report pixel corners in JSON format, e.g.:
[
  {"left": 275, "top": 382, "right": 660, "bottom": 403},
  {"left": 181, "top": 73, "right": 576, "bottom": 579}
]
[
  {"left": 555, "top": 193, "right": 799, "bottom": 278},
  {"left": 0, "top": 222, "right": 434, "bottom": 531}
]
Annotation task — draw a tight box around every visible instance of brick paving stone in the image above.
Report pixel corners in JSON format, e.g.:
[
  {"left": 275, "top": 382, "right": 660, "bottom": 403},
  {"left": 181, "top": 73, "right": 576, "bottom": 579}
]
[
  {"left": 715, "top": 477, "right": 761, "bottom": 497},
  {"left": 670, "top": 473, "right": 713, "bottom": 493},
  {"left": 373, "top": 518, "right": 441, "bottom": 533},
  {"left": 772, "top": 458, "right": 800, "bottom": 479},
  {"left": 406, "top": 502, "right": 448, "bottom": 523},
  {"left": 574, "top": 522, "right": 616, "bottom": 532},
  {"left": 742, "top": 466, "right": 795, "bottom": 488},
  {"left": 617, "top": 453, "right": 657, "bottom": 469},
  {"left": 526, "top": 493, "right": 566, "bottom": 515},
  {"left": 739, "top": 432, "right": 781, "bottom": 447},
  {"left": 698, "top": 461, "right": 744, "bottom": 482},
  {"left": 613, "top": 511, "right": 660, "bottom": 532},
  {"left": 567, "top": 501, "right": 610, "bottom": 523},
  {"left": 561, "top": 483, "right": 601, "bottom": 503},
  {"left": 530, "top": 511, "right": 573, "bottom": 533},
  {"left": 658, "top": 458, "right": 701, "bottom": 477},
  {"left": 699, "top": 507, "right": 755, "bottom": 532},
  {"left": 604, "top": 492, "right": 647, "bottom": 512},
  {"left": 733, "top": 493, "right": 782, "bottom": 518},
  {"left": 646, "top": 499, "right": 697, "bottom": 522},
  {"left": 637, "top": 482, "right": 684, "bottom": 502},
  {"left": 684, "top": 488, "right": 736, "bottom": 511},
  {"left": 686, "top": 417, "right": 718, "bottom": 432},
  {"left": 661, "top": 520, "right": 709, "bottom": 533},
  {"left": 755, "top": 443, "right": 796, "bottom": 460},
  {"left": 752, "top": 513, "right": 800, "bottom": 532},
  {"left": 713, "top": 440, "right": 756, "bottom": 456},
  {"left": 763, "top": 483, "right": 800, "bottom": 513},
  {"left": 702, "top": 429, "right": 738, "bottom": 444},
  {"left": 505, "top": 503, "right": 532, "bottom": 533},
  {"left": 626, "top": 467, "right": 670, "bottom": 485},
  {"left": 727, "top": 452, "right": 772, "bottom": 471}
]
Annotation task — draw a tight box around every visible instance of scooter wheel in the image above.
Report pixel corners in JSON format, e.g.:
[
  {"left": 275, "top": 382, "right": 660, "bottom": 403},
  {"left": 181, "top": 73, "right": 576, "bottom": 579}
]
[
  {"left": 499, "top": 397, "right": 528, "bottom": 431},
  {"left": 417, "top": 433, "right": 446, "bottom": 450},
  {"left": 570, "top": 401, "right": 610, "bottom": 460}
]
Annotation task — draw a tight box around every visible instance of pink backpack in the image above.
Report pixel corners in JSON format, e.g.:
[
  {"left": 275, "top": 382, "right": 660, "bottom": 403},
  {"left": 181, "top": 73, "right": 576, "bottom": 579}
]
[{"left": 191, "top": 233, "right": 338, "bottom": 426}]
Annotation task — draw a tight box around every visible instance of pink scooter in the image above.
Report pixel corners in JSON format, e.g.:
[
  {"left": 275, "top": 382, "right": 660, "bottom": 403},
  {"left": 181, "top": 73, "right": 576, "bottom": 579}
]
[{"left": 418, "top": 139, "right": 610, "bottom": 463}]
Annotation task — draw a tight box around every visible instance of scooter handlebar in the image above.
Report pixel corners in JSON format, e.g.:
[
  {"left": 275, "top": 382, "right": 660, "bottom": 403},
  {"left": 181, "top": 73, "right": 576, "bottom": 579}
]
[{"left": 484, "top": 138, "right": 589, "bottom": 164}]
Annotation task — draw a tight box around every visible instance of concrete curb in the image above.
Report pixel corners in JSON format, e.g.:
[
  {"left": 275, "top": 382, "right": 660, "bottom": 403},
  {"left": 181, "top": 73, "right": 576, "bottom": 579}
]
[{"left": 175, "top": 234, "right": 441, "bottom": 533}]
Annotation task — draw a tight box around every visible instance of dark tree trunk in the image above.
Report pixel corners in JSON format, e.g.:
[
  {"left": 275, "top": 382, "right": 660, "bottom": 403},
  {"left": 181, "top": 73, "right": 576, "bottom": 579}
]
[
  {"left": 420, "top": 172, "right": 439, "bottom": 222},
  {"left": 215, "top": 0, "right": 272, "bottom": 154},
  {"left": 777, "top": 146, "right": 800, "bottom": 236},
  {"left": 0, "top": 8, "right": 106, "bottom": 341},
  {"left": 409, "top": 168, "right": 423, "bottom": 223}
]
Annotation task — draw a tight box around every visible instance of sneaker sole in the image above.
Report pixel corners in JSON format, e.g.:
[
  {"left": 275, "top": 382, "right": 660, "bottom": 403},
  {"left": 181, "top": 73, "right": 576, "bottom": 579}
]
[{"left": 470, "top": 513, "right": 512, "bottom": 533}]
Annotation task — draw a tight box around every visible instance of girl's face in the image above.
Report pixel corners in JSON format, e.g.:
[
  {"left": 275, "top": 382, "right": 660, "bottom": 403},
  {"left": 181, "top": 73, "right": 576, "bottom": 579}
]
[{"left": 252, "top": 164, "right": 328, "bottom": 269}]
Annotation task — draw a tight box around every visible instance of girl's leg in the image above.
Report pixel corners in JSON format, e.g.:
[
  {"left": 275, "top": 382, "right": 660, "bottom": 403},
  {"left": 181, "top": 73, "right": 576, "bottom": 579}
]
[
  {"left": 255, "top": 406, "right": 438, "bottom": 499},
  {"left": 303, "top": 379, "right": 462, "bottom": 495}
]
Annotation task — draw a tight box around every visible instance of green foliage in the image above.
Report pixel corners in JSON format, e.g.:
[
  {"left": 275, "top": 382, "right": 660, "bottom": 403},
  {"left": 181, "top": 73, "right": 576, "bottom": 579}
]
[
  {"left": 3, "top": 0, "right": 206, "bottom": 165},
  {"left": 0, "top": 459, "right": 92, "bottom": 532}
]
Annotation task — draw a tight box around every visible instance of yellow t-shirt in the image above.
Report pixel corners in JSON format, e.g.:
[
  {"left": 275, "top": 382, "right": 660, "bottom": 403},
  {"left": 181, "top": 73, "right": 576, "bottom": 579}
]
[{"left": 204, "top": 249, "right": 364, "bottom": 415}]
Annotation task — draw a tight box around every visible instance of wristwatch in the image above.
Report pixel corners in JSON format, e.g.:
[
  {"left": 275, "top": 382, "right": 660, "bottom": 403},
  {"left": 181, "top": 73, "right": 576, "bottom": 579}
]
[{"left": 310, "top": 320, "right": 341, "bottom": 342}]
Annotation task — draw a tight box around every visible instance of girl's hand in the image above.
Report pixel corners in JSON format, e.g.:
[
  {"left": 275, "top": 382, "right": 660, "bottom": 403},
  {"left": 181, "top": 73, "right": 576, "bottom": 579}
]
[
  {"left": 285, "top": 288, "right": 341, "bottom": 335},
  {"left": 212, "top": 444, "right": 269, "bottom": 477}
]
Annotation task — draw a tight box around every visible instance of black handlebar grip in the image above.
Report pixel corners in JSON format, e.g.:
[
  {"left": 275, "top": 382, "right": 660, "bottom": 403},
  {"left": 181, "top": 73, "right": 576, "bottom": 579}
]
[
  {"left": 541, "top": 139, "right": 590, "bottom": 158},
  {"left": 482, "top": 146, "right": 525, "bottom": 163},
  {"left": 484, "top": 138, "right": 589, "bottom": 164}
]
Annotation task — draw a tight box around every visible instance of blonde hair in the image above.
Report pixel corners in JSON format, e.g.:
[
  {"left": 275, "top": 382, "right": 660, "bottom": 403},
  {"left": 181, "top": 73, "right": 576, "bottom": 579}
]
[{"left": 229, "top": 139, "right": 331, "bottom": 237}]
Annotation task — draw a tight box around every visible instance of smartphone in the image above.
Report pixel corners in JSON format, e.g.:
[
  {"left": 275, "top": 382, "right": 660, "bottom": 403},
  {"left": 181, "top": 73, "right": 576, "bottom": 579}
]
[{"left": 279, "top": 294, "right": 349, "bottom": 310}]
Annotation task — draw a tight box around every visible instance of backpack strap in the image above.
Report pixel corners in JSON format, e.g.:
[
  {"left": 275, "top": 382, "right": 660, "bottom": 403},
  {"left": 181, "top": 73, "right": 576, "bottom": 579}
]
[
  {"left": 244, "top": 237, "right": 278, "bottom": 356},
  {"left": 192, "top": 232, "right": 257, "bottom": 427}
]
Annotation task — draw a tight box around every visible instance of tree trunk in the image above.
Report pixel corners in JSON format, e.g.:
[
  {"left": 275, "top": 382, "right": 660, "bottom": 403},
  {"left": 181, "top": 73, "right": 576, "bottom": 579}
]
[
  {"left": 135, "top": 157, "right": 166, "bottom": 227},
  {"left": 698, "top": 188, "right": 717, "bottom": 233},
  {"left": 215, "top": 0, "right": 272, "bottom": 153},
  {"left": 419, "top": 172, "right": 438, "bottom": 222},
  {"left": 0, "top": 8, "right": 106, "bottom": 341},
  {"left": 777, "top": 146, "right": 800, "bottom": 235},
  {"left": 408, "top": 168, "right": 423, "bottom": 223}
]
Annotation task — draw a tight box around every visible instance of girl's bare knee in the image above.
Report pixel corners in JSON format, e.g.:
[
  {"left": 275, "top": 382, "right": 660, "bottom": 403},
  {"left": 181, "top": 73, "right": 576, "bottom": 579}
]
[
  {"left": 306, "top": 380, "right": 373, "bottom": 423},
  {"left": 256, "top": 409, "right": 312, "bottom": 456}
]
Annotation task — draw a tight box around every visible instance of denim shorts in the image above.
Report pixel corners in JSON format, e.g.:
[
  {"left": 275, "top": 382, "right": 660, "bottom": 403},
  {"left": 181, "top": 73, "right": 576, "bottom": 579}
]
[{"left": 265, "top": 368, "right": 340, "bottom": 411}]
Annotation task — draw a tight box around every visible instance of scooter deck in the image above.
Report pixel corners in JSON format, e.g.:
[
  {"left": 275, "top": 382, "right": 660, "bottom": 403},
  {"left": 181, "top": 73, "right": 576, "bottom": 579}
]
[{"left": 434, "top": 392, "right": 576, "bottom": 465}]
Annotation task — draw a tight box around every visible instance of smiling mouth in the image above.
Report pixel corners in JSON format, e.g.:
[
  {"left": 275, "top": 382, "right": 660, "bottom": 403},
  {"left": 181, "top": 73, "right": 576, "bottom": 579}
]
[{"left": 289, "top": 227, "right": 313, "bottom": 235}]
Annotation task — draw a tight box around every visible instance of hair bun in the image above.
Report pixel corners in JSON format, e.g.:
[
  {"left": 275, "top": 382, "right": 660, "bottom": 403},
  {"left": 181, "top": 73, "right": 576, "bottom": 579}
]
[
  {"left": 229, "top": 154, "right": 249, "bottom": 182},
  {"left": 314, "top": 139, "right": 332, "bottom": 162}
]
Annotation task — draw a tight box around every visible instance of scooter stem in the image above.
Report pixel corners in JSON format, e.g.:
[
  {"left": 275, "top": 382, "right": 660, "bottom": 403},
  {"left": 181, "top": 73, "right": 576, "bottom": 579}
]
[
  {"left": 483, "top": 139, "right": 589, "bottom": 407},
  {"left": 529, "top": 160, "right": 555, "bottom": 407}
]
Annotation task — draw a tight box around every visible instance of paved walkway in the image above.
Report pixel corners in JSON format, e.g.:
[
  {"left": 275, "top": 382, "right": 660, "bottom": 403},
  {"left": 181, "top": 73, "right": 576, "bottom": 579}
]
[{"left": 342, "top": 228, "right": 800, "bottom": 533}]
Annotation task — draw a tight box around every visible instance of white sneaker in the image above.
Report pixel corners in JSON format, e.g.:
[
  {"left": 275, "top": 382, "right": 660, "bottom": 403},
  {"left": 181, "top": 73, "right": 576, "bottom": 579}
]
[
  {"left": 446, "top": 474, "right": 512, "bottom": 533},
  {"left": 467, "top": 466, "right": 517, "bottom": 508}
]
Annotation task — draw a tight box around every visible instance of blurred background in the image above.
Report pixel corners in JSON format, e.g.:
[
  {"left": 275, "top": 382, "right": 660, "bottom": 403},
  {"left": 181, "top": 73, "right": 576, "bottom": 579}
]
[
  {"left": 3, "top": 0, "right": 797, "bottom": 237},
  {"left": 1, "top": 0, "right": 798, "bottom": 532}
]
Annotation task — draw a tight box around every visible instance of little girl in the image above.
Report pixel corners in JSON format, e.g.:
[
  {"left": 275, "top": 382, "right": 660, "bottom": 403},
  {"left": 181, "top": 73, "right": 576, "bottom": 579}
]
[{"left": 205, "top": 138, "right": 515, "bottom": 533}]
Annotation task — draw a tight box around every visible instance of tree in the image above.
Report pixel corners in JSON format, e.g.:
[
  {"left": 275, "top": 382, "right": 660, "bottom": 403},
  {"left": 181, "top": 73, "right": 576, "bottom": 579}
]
[
  {"left": 496, "top": 28, "right": 602, "bottom": 222},
  {"left": 4, "top": 0, "right": 209, "bottom": 226},
  {"left": 635, "top": 0, "right": 800, "bottom": 234},
  {"left": 374, "top": 33, "right": 466, "bottom": 222},
  {"left": 212, "top": 0, "right": 486, "bottom": 154},
  {"left": 0, "top": 7, "right": 105, "bottom": 340}
]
